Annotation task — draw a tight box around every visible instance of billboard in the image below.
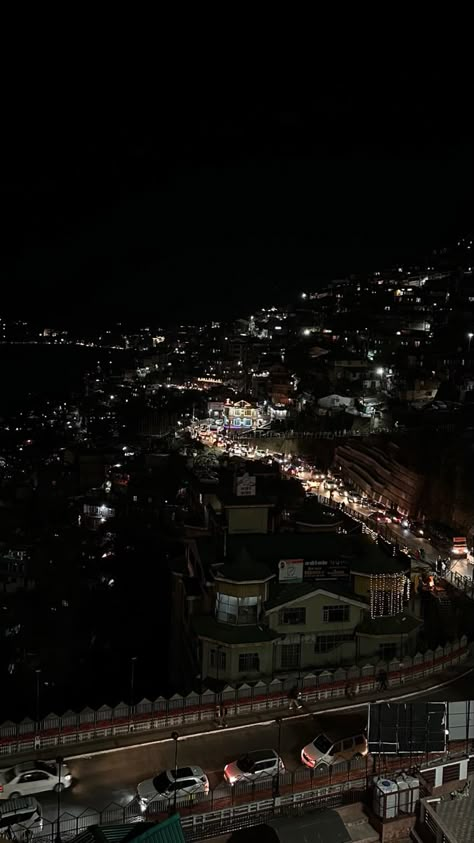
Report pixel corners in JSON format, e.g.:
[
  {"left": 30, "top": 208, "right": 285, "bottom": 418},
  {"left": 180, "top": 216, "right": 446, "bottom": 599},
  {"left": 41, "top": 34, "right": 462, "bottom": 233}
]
[
  {"left": 279, "top": 559, "right": 304, "bottom": 583},
  {"left": 303, "top": 559, "right": 351, "bottom": 580},
  {"left": 446, "top": 700, "right": 474, "bottom": 741},
  {"left": 368, "top": 702, "right": 447, "bottom": 754}
]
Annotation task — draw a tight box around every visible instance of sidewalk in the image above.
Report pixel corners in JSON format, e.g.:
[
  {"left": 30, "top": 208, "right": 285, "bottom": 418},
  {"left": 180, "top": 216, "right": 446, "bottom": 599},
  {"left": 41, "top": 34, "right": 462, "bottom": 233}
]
[{"left": 7, "top": 660, "right": 471, "bottom": 766}]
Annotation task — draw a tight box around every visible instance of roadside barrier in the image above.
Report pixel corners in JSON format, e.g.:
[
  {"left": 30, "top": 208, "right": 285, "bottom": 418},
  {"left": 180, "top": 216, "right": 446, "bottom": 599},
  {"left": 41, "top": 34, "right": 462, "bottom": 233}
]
[{"left": 0, "top": 638, "right": 468, "bottom": 758}]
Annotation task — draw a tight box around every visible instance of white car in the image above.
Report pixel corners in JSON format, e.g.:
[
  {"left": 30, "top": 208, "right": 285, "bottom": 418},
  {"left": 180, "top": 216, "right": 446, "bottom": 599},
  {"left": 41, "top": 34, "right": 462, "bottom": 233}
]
[
  {"left": 301, "top": 732, "right": 368, "bottom": 769},
  {"left": 0, "top": 761, "right": 72, "bottom": 800},
  {"left": 137, "top": 766, "right": 209, "bottom": 806},
  {"left": 224, "top": 750, "right": 284, "bottom": 785}
]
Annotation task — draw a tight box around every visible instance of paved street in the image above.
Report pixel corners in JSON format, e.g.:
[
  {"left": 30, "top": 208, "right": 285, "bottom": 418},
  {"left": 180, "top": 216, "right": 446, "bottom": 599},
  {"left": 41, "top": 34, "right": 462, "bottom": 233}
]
[
  {"left": 27, "top": 670, "right": 474, "bottom": 826},
  {"left": 318, "top": 486, "right": 439, "bottom": 564},
  {"left": 37, "top": 709, "right": 366, "bottom": 821}
]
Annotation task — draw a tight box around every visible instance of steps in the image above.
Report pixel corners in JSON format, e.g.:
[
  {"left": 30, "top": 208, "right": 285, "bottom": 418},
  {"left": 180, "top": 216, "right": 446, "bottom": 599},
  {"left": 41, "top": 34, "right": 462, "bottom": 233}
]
[{"left": 335, "top": 804, "right": 380, "bottom": 843}]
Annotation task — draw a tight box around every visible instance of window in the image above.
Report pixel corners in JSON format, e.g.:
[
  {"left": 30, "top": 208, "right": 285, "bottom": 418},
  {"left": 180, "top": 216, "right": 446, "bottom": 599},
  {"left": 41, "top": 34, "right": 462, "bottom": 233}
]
[
  {"left": 278, "top": 607, "right": 306, "bottom": 626},
  {"left": 210, "top": 648, "right": 226, "bottom": 670},
  {"left": 238, "top": 653, "right": 260, "bottom": 672},
  {"left": 343, "top": 738, "right": 354, "bottom": 751},
  {"left": 379, "top": 643, "right": 397, "bottom": 661},
  {"left": 323, "top": 604, "right": 350, "bottom": 623},
  {"left": 280, "top": 643, "right": 301, "bottom": 669},
  {"left": 216, "top": 593, "right": 259, "bottom": 625},
  {"left": 19, "top": 771, "right": 48, "bottom": 783},
  {"left": 315, "top": 633, "right": 353, "bottom": 653}
]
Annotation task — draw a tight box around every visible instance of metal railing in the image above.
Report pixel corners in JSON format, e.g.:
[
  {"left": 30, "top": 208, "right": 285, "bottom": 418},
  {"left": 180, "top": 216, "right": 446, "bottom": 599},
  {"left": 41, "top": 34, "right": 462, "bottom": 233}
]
[
  {"left": 17, "top": 750, "right": 472, "bottom": 843},
  {"left": 447, "top": 570, "right": 474, "bottom": 600},
  {"left": 0, "top": 640, "right": 468, "bottom": 758}
]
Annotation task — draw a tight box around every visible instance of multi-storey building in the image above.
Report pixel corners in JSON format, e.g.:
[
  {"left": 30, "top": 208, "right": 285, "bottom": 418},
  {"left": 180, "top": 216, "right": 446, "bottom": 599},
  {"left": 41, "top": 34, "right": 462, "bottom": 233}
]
[{"left": 170, "top": 532, "right": 418, "bottom": 688}]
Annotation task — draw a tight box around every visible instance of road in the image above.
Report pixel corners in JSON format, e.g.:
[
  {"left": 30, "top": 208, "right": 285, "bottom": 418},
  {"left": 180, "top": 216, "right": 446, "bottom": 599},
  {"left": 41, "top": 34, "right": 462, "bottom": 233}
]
[
  {"left": 34, "top": 710, "right": 367, "bottom": 822},
  {"left": 318, "top": 486, "right": 438, "bottom": 564},
  {"left": 23, "top": 672, "right": 474, "bottom": 826}
]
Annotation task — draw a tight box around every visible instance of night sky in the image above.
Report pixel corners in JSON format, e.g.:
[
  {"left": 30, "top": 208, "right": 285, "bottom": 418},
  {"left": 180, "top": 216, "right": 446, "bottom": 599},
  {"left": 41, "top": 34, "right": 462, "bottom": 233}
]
[{"left": 1, "top": 70, "right": 471, "bottom": 325}]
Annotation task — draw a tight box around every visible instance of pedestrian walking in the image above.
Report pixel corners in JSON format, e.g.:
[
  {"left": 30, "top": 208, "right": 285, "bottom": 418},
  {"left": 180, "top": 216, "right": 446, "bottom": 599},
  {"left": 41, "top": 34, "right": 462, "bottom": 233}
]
[
  {"left": 288, "top": 686, "right": 303, "bottom": 711},
  {"left": 377, "top": 669, "right": 388, "bottom": 691}
]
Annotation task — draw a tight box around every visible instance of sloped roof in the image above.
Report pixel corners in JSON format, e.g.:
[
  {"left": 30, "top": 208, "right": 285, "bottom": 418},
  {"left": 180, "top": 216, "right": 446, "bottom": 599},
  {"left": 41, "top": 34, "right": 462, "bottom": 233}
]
[
  {"left": 193, "top": 615, "right": 280, "bottom": 645},
  {"left": 265, "top": 581, "right": 369, "bottom": 611},
  {"left": 268, "top": 809, "right": 351, "bottom": 842},
  {"left": 72, "top": 818, "right": 185, "bottom": 843},
  {"left": 229, "top": 809, "right": 351, "bottom": 842},
  {"left": 356, "top": 613, "right": 422, "bottom": 636},
  {"left": 196, "top": 533, "right": 407, "bottom": 577},
  {"left": 215, "top": 547, "right": 274, "bottom": 583}
]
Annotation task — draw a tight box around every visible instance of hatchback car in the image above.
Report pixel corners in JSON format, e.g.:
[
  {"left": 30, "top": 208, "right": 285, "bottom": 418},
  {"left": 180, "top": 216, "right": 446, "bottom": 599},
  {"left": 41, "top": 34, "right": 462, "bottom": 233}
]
[
  {"left": 301, "top": 732, "right": 368, "bottom": 769},
  {"left": 0, "top": 796, "right": 43, "bottom": 842},
  {"left": 224, "top": 749, "right": 284, "bottom": 785},
  {"left": 137, "top": 766, "right": 209, "bottom": 807},
  {"left": 0, "top": 761, "right": 72, "bottom": 799}
]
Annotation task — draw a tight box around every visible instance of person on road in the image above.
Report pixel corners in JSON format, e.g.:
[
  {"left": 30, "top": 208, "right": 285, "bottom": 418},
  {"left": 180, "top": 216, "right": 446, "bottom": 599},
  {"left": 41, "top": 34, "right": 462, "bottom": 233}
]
[
  {"left": 288, "top": 686, "right": 303, "bottom": 711},
  {"left": 377, "top": 669, "right": 388, "bottom": 691}
]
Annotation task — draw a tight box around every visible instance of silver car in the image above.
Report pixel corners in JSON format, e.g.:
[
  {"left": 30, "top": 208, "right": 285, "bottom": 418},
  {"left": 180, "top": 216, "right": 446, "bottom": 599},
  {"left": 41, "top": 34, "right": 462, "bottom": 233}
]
[
  {"left": 137, "top": 766, "right": 209, "bottom": 806},
  {"left": 224, "top": 749, "right": 284, "bottom": 785},
  {"left": 0, "top": 761, "right": 72, "bottom": 800}
]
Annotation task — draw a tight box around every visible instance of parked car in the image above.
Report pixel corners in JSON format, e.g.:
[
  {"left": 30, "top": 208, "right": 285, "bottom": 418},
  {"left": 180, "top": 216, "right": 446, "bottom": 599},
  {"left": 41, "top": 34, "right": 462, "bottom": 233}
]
[
  {"left": 368, "top": 511, "right": 385, "bottom": 523},
  {"left": 224, "top": 750, "right": 284, "bottom": 785},
  {"left": 0, "top": 796, "right": 43, "bottom": 841},
  {"left": 136, "top": 767, "right": 209, "bottom": 807},
  {"left": 348, "top": 492, "right": 362, "bottom": 504},
  {"left": 0, "top": 761, "right": 72, "bottom": 800},
  {"left": 301, "top": 732, "right": 368, "bottom": 769}
]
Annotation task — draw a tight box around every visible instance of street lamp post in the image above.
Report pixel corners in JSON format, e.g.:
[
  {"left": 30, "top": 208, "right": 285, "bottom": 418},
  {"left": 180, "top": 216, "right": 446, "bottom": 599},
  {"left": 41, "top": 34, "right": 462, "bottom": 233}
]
[
  {"left": 55, "top": 756, "right": 64, "bottom": 843},
  {"left": 399, "top": 617, "right": 407, "bottom": 685},
  {"left": 273, "top": 718, "right": 283, "bottom": 802},
  {"left": 130, "top": 656, "right": 137, "bottom": 720},
  {"left": 35, "top": 669, "right": 41, "bottom": 733},
  {"left": 468, "top": 333, "right": 473, "bottom": 354},
  {"left": 298, "top": 632, "right": 304, "bottom": 684},
  {"left": 215, "top": 644, "right": 223, "bottom": 722},
  {"left": 171, "top": 731, "right": 179, "bottom": 815}
]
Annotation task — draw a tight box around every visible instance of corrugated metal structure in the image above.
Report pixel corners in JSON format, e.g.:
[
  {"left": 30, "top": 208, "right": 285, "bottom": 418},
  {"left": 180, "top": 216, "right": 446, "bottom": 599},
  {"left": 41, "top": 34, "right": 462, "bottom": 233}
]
[{"left": 72, "top": 817, "right": 185, "bottom": 843}]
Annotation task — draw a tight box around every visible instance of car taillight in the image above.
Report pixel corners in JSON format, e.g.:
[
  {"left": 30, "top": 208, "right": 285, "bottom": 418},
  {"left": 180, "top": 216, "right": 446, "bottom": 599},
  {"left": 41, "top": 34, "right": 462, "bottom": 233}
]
[{"left": 0, "top": 785, "right": 3, "bottom": 792}]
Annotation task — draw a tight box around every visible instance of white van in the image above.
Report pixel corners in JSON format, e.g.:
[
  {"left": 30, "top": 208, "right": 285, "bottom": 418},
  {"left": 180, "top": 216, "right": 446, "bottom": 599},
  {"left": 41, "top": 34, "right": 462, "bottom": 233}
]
[
  {"left": 0, "top": 796, "right": 43, "bottom": 841},
  {"left": 301, "top": 732, "right": 368, "bottom": 769}
]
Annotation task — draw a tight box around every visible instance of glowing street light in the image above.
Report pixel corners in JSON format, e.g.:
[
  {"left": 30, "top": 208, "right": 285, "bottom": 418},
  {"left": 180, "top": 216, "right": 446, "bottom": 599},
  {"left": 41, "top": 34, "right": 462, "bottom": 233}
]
[{"left": 468, "top": 333, "right": 473, "bottom": 353}]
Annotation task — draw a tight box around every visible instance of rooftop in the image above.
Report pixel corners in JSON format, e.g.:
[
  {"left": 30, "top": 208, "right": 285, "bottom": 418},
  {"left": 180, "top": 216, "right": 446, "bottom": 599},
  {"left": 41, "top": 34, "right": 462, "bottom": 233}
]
[
  {"left": 436, "top": 792, "right": 474, "bottom": 843},
  {"left": 192, "top": 615, "right": 280, "bottom": 645},
  {"left": 195, "top": 533, "right": 408, "bottom": 577},
  {"left": 265, "top": 581, "right": 369, "bottom": 611},
  {"left": 356, "top": 613, "right": 422, "bottom": 636},
  {"left": 72, "top": 817, "right": 185, "bottom": 843},
  {"left": 294, "top": 499, "right": 343, "bottom": 526},
  {"left": 216, "top": 548, "right": 274, "bottom": 583}
]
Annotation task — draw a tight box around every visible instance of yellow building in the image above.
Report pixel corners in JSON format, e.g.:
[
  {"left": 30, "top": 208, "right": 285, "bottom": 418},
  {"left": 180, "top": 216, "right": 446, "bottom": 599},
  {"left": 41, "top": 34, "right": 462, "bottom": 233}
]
[{"left": 178, "top": 533, "right": 420, "bottom": 687}]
